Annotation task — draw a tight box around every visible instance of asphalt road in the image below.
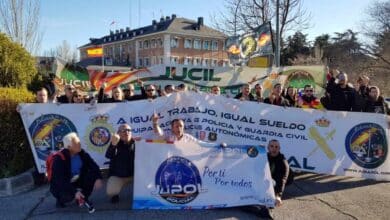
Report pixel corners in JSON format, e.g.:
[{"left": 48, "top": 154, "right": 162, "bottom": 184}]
[{"left": 1, "top": 172, "right": 389, "bottom": 220}]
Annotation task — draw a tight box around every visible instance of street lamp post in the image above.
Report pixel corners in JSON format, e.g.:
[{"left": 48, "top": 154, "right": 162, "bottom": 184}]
[{"left": 275, "top": 0, "right": 280, "bottom": 67}]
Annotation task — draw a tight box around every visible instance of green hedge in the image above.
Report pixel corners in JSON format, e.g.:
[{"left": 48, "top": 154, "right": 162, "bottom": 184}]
[{"left": 0, "top": 88, "right": 35, "bottom": 178}]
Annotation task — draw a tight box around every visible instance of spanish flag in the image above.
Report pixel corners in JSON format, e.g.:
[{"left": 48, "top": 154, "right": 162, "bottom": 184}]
[{"left": 87, "top": 47, "right": 103, "bottom": 57}]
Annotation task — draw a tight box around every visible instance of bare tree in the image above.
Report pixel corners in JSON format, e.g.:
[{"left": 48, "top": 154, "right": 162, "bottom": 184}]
[
  {"left": 0, "top": 0, "right": 42, "bottom": 55},
  {"left": 44, "top": 40, "right": 80, "bottom": 63},
  {"left": 211, "top": 0, "right": 311, "bottom": 40}
]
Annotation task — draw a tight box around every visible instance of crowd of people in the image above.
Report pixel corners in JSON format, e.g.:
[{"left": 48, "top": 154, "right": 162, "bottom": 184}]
[
  {"left": 35, "top": 69, "right": 389, "bottom": 115},
  {"left": 30, "top": 69, "right": 388, "bottom": 218}
]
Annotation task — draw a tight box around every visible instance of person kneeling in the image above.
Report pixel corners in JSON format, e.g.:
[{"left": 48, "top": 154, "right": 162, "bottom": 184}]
[
  {"left": 50, "top": 132, "right": 103, "bottom": 210},
  {"left": 105, "top": 124, "right": 135, "bottom": 204}
]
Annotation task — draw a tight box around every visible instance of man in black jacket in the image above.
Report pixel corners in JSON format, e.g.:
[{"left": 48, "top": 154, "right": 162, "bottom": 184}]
[
  {"left": 50, "top": 132, "right": 103, "bottom": 209},
  {"left": 267, "top": 139, "right": 290, "bottom": 206},
  {"left": 326, "top": 71, "right": 357, "bottom": 111},
  {"left": 105, "top": 124, "right": 136, "bottom": 203},
  {"left": 234, "top": 83, "right": 255, "bottom": 101},
  {"left": 57, "top": 85, "right": 74, "bottom": 103}
]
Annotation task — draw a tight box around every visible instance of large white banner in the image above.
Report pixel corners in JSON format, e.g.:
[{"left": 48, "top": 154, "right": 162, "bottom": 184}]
[
  {"left": 133, "top": 140, "right": 275, "bottom": 209},
  {"left": 19, "top": 92, "right": 390, "bottom": 181}
]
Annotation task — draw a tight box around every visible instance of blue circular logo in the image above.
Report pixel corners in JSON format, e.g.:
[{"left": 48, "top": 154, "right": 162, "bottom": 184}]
[
  {"left": 89, "top": 127, "right": 111, "bottom": 147},
  {"left": 155, "top": 156, "right": 202, "bottom": 204},
  {"left": 29, "top": 114, "right": 77, "bottom": 160},
  {"left": 345, "top": 123, "right": 387, "bottom": 169}
]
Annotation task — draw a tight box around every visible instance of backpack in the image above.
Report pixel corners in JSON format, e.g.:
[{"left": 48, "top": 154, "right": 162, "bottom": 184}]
[{"left": 45, "top": 150, "right": 66, "bottom": 182}]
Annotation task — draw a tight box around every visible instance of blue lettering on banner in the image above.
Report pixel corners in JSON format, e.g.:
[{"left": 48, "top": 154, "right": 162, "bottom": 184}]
[{"left": 288, "top": 156, "right": 315, "bottom": 170}]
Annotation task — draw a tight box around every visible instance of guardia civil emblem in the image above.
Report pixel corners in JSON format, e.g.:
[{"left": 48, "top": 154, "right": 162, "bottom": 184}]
[{"left": 84, "top": 114, "right": 114, "bottom": 153}]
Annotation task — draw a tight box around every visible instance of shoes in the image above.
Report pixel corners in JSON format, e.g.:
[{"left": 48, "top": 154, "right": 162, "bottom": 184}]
[
  {"left": 111, "top": 195, "right": 120, "bottom": 204},
  {"left": 240, "top": 205, "right": 273, "bottom": 219},
  {"left": 256, "top": 206, "right": 273, "bottom": 220},
  {"left": 84, "top": 200, "right": 95, "bottom": 214}
]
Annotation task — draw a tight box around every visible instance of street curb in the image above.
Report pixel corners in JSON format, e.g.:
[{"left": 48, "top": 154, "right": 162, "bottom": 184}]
[{"left": 0, "top": 168, "right": 35, "bottom": 197}]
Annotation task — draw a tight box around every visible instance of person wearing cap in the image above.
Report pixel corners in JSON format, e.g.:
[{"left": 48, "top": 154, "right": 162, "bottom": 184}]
[
  {"left": 57, "top": 85, "right": 75, "bottom": 103},
  {"left": 326, "top": 71, "right": 357, "bottom": 111}
]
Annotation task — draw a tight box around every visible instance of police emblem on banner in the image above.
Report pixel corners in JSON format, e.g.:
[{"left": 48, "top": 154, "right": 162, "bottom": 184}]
[
  {"left": 247, "top": 146, "right": 259, "bottom": 158},
  {"left": 345, "top": 123, "right": 388, "bottom": 169},
  {"left": 152, "top": 156, "right": 206, "bottom": 204},
  {"left": 84, "top": 114, "right": 114, "bottom": 153},
  {"left": 29, "top": 114, "right": 77, "bottom": 161}
]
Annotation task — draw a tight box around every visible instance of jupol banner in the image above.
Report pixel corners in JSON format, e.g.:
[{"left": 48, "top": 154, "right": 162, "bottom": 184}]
[
  {"left": 19, "top": 92, "right": 390, "bottom": 181},
  {"left": 133, "top": 140, "right": 275, "bottom": 209}
]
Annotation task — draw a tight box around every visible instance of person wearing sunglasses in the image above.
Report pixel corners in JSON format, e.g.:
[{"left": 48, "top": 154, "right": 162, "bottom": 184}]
[
  {"left": 141, "top": 84, "right": 158, "bottom": 100},
  {"left": 105, "top": 124, "right": 136, "bottom": 204},
  {"left": 297, "top": 85, "right": 323, "bottom": 109},
  {"left": 57, "top": 85, "right": 75, "bottom": 103}
]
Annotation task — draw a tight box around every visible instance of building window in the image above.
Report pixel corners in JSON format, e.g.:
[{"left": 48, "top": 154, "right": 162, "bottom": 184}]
[
  {"left": 159, "top": 56, "right": 164, "bottom": 64},
  {"left": 194, "top": 39, "right": 201, "bottom": 49},
  {"left": 211, "top": 59, "right": 218, "bottom": 67},
  {"left": 202, "top": 59, "right": 210, "bottom": 66},
  {"left": 203, "top": 40, "right": 211, "bottom": 50},
  {"left": 120, "top": 34, "right": 123, "bottom": 39},
  {"left": 194, "top": 57, "right": 201, "bottom": 66},
  {"left": 126, "top": 33, "right": 129, "bottom": 37},
  {"left": 103, "top": 38, "right": 106, "bottom": 42},
  {"left": 108, "top": 37, "right": 111, "bottom": 41},
  {"left": 144, "top": 57, "right": 150, "bottom": 66},
  {"left": 143, "top": 40, "right": 149, "bottom": 49},
  {"left": 212, "top": 40, "right": 218, "bottom": 51},
  {"left": 157, "top": 38, "right": 163, "bottom": 47},
  {"left": 138, "top": 41, "right": 143, "bottom": 49},
  {"left": 114, "top": 36, "right": 117, "bottom": 40},
  {"left": 128, "top": 44, "right": 132, "bottom": 51},
  {"left": 151, "top": 56, "right": 157, "bottom": 65},
  {"left": 184, "top": 39, "right": 192, "bottom": 49},
  {"left": 139, "top": 58, "right": 143, "bottom": 67},
  {"left": 171, "top": 37, "right": 179, "bottom": 48},
  {"left": 151, "top": 39, "right": 156, "bottom": 48},
  {"left": 133, "top": 32, "right": 136, "bottom": 37},
  {"left": 170, "top": 56, "right": 179, "bottom": 64},
  {"left": 184, "top": 57, "right": 192, "bottom": 65}
]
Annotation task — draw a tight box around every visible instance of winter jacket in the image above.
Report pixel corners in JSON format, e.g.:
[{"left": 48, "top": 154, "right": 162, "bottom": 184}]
[
  {"left": 50, "top": 149, "right": 102, "bottom": 198},
  {"left": 267, "top": 153, "right": 290, "bottom": 197},
  {"left": 105, "top": 139, "right": 135, "bottom": 177}
]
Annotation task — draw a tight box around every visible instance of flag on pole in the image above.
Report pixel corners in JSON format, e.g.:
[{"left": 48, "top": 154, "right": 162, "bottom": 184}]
[
  {"left": 87, "top": 47, "right": 103, "bottom": 58},
  {"left": 226, "top": 22, "right": 273, "bottom": 66}
]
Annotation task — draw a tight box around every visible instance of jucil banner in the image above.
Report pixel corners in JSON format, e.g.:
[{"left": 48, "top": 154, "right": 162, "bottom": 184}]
[{"left": 19, "top": 92, "right": 390, "bottom": 181}]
